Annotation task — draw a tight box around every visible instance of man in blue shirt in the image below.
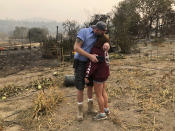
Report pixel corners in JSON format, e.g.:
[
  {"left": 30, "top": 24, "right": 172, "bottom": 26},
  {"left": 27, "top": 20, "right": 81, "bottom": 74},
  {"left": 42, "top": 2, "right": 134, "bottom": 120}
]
[{"left": 73, "top": 21, "right": 110, "bottom": 121}]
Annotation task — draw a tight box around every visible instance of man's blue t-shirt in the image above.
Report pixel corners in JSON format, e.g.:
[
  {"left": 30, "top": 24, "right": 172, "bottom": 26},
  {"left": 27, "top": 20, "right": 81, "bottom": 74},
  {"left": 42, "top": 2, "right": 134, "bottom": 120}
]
[{"left": 74, "top": 27, "right": 97, "bottom": 62}]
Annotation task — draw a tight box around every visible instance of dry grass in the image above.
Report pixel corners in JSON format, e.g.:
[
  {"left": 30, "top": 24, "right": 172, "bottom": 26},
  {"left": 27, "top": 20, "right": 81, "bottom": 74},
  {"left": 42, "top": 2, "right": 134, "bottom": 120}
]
[
  {"left": 31, "top": 77, "right": 55, "bottom": 90},
  {"left": 0, "top": 84, "right": 22, "bottom": 98},
  {"left": 0, "top": 77, "right": 57, "bottom": 99},
  {"left": 107, "top": 62, "right": 175, "bottom": 130},
  {"left": 15, "top": 85, "right": 64, "bottom": 130},
  {"left": 33, "top": 86, "right": 64, "bottom": 118},
  {"left": 0, "top": 116, "right": 3, "bottom": 131},
  {"left": 110, "top": 53, "right": 126, "bottom": 59},
  {"left": 109, "top": 109, "right": 127, "bottom": 131}
]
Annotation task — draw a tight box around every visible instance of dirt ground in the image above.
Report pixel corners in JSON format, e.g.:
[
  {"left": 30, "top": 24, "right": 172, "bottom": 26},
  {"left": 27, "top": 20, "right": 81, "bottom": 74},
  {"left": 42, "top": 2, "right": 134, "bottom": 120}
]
[{"left": 0, "top": 42, "right": 175, "bottom": 131}]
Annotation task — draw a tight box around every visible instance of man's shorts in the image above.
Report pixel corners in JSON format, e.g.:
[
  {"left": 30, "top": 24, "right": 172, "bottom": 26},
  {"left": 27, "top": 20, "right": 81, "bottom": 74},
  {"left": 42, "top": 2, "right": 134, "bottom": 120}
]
[{"left": 73, "top": 59, "right": 93, "bottom": 90}]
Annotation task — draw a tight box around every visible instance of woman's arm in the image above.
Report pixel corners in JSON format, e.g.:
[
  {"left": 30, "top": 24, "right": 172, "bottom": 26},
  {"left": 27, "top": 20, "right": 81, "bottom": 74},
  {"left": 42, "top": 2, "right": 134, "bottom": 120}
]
[{"left": 85, "top": 61, "right": 97, "bottom": 78}]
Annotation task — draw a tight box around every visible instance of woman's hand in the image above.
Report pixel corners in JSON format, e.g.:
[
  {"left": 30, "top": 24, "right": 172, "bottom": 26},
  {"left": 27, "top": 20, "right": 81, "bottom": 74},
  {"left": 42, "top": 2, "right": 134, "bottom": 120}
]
[
  {"left": 103, "top": 42, "right": 110, "bottom": 51},
  {"left": 84, "top": 78, "right": 89, "bottom": 84}
]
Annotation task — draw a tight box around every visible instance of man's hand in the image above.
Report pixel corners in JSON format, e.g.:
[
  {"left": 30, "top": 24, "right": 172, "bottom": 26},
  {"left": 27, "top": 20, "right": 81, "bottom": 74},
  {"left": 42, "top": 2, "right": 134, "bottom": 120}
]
[
  {"left": 89, "top": 54, "right": 98, "bottom": 63},
  {"left": 74, "top": 38, "right": 98, "bottom": 62},
  {"left": 103, "top": 42, "right": 110, "bottom": 51}
]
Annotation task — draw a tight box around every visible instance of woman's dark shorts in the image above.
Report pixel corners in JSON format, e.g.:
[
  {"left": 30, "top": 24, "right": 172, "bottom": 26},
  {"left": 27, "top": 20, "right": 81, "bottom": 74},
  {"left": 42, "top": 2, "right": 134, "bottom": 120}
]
[{"left": 73, "top": 59, "right": 93, "bottom": 90}]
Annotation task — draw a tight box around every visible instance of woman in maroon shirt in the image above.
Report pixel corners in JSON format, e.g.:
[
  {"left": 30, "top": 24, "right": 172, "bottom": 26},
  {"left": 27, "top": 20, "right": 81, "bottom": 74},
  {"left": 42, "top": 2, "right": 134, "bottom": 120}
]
[{"left": 85, "top": 34, "right": 110, "bottom": 120}]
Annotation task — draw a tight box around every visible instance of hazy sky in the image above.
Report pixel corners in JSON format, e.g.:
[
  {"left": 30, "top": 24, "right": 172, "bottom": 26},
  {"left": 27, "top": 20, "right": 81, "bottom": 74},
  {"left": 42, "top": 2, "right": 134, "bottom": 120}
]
[{"left": 0, "top": 0, "right": 121, "bottom": 23}]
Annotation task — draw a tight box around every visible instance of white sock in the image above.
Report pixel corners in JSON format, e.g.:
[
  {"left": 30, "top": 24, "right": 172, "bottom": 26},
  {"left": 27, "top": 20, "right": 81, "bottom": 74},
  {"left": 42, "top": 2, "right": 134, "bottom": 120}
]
[
  {"left": 88, "top": 98, "right": 93, "bottom": 102},
  {"left": 104, "top": 108, "right": 109, "bottom": 112},
  {"left": 78, "top": 102, "right": 83, "bottom": 105},
  {"left": 100, "top": 113, "right": 106, "bottom": 116}
]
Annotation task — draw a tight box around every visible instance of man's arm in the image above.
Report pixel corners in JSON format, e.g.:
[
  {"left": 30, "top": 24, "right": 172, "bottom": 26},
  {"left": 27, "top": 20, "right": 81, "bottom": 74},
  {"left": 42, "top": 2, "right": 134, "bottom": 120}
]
[{"left": 74, "top": 38, "right": 98, "bottom": 63}]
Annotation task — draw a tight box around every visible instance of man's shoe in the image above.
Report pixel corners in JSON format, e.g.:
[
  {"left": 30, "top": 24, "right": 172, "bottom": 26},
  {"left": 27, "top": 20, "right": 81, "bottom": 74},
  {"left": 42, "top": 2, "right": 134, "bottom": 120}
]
[
  {"left": 93, "top": 113, "right": 107, "bottom": 120},
  {"left": 77, "top": 104, "right": 83, "bottom": 121}
]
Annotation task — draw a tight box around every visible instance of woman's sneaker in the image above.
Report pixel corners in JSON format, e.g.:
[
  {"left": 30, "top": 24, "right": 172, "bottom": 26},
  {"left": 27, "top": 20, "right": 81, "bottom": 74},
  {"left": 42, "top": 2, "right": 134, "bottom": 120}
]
[{"left": 93, "top": 113, "right": 107, "bottom": 120}]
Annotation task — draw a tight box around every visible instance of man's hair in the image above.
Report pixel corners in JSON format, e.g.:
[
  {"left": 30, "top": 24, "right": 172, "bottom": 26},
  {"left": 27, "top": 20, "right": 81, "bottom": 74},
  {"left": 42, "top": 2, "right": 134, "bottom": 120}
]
[{"left": 93, "top": 34, "right": 109, "bottom": 48}]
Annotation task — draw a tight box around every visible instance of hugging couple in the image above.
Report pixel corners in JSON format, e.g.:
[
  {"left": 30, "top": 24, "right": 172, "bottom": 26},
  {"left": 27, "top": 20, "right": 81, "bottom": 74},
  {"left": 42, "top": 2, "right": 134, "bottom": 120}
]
[{"left": 73, "top": 21, "right": 110, "bottom": 121}]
